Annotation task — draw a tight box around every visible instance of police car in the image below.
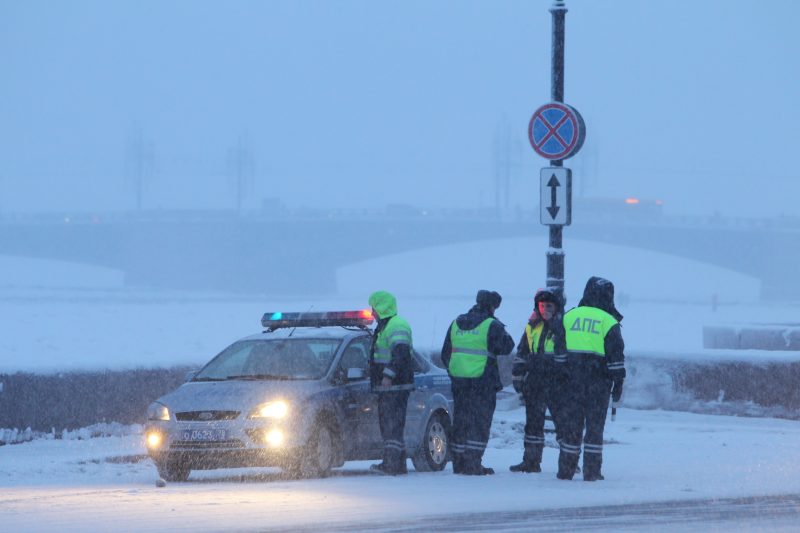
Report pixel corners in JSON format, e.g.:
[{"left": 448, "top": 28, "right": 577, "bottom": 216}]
[{"left": 145, "top": 310, "right": 453, "bottom": 481}]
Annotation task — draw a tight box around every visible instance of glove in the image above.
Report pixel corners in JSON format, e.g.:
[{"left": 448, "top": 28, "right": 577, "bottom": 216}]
[{"left": 610, "top": 376, "right": 624, "bottom": 403}]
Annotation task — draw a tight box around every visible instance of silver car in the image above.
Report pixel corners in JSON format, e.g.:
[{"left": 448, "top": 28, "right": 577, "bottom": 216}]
[{"left": 145, "top": 311, "right": 453, "bottom": 481}]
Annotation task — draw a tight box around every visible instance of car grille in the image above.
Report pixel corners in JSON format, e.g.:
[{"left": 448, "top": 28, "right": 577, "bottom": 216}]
[
  {"left": 175, "top": 410, "right": 240, "bottom": 421},
  {"left": 170, "top": 439, "right": 246, "bottom": 450}
]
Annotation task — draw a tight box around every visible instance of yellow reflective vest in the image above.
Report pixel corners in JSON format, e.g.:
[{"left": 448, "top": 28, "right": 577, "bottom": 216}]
[
  {"left": 448, "top": 318, "right": 493, "bottom": 378},
  {"left": 563, "top": 306, "right": 618, "bottom": 357},
  {"left": 525, "top": 322, "right": 555, "bottom": 354},
  {"left": 373, "top": 316, "right": 413, "bottom": 363}
]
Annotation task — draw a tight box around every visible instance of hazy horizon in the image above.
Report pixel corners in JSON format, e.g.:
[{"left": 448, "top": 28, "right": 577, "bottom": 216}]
[{"left": 1, "top": 0, "right": 798, "bottom": 217}]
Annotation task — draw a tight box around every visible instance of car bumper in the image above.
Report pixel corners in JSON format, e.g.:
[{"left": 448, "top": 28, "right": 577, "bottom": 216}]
[
  {"left": 144, "top": 421, "right": 305, "bottom": 469},
  {"left": 148, "top": 446, "right": 302, "bottom": 470}
]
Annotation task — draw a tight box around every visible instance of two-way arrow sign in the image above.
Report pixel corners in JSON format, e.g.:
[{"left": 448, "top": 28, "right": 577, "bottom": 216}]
[
  {"left": 546, "top": 174, "right": 561, "bottom": 219},
  {"left": 540, "top": 167, "right": 571, "bottom": 226}
]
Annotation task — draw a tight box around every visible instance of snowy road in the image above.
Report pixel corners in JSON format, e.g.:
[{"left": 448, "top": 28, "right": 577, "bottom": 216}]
[
  {"left": 2, "top": 408, "right": 800, "bottom": 532},
  {"left": 297, "top": 495, "right": 800, "bottom": 532}
]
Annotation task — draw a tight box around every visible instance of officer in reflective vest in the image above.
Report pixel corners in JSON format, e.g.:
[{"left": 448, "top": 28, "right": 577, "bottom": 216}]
[
  {"left": 510, "top": 288, "right": 567, "bottom": 473},
  {"left": 368, "top": 290, "right": 415, "bottom": 475},
  {"left": 557, "top": 277, "right": 626, "bottom": 481},
  {"left": 441, "top": 290, "right": 515, "bottom": 475}
]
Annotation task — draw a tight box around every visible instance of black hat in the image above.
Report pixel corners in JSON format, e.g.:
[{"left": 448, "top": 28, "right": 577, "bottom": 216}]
[
  {"left": 534, "top": 288, "right": 564, "bottom": 310},
  {"left": 476, "top": 289, "right": 502, "bottom": 309},
  {"left": 579, "top": 276, "right": 623, "bottom": 321}
]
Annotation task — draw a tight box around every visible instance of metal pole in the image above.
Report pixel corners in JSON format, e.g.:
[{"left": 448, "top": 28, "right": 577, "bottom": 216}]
[
  {"left": 547, "top": 0, "right": 567, "bottom": 297},
  {"left": 550, "top": 1, "right": 566, "bottom": 104}
]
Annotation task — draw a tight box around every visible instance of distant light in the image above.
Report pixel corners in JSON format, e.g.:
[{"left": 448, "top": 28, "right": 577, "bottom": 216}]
[
  {"left": 655, "top": 199, "right": 664, "bottom": 206},
  {"left": 64, "top": 217, "right": 71, "bottom": 223},
  {"left": 624, "top": 198, "right": 640, "bottom": 205}
]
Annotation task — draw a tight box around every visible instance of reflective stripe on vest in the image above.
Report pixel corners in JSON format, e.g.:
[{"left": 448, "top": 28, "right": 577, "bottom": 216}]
[
  {"left": 563, "top": 306, "right": 618, "bottom": 357},
  {"left": 448, "top": 318, "right": 493, "bottom": 378},
  {"left": 525, "top": 323, "right": 555, "bottom": 354},
  {"left": 373, "top": 315, "right": 413, "bottom": 363}
]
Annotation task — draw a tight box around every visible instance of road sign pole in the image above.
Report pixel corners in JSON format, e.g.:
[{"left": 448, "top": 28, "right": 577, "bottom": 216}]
[
  {"left": 551, "top": 1, "right": 566, "bottom": 105},
  {"left": 547, "top": 1, "right": 567, "bottom": 297}
]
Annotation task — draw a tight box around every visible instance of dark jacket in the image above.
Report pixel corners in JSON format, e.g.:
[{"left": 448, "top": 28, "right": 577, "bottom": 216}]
[
  {"left": 573, "top": 276, "right": 625, "bottom": 380},
  {"left": 441, "top": 304, "right": 515, "bottom": 392},
  {"left": 511, "top": 314, "right": 567, "bottom": 394}
]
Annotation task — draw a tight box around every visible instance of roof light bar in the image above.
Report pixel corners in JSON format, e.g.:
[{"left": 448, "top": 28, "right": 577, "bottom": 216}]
[{"left": 261, "top": 309, "right": 374, "bottom": 329}]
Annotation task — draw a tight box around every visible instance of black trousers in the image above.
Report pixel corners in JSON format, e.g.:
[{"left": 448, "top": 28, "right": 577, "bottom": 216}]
[
  {"left": 451, "top": 378, "right": 497, "bottom": 470},
  {"left": 522, "top": 359, "right": 565, "bottom": 464},
  {"left": 558, "top": 356, "right": 611, "bottom": 478},
  {"left": 378, "top": 390, "right": 410, "bottom": 469}
]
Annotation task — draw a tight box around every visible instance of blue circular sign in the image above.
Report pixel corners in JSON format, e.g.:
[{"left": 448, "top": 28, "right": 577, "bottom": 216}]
[{"left": 528, "top": 102, "right": 586, "bottom": 160}]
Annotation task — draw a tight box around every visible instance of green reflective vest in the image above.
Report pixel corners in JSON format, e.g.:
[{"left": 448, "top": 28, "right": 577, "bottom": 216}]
[
  {"left": 563, "top": 306, "right": 618, "bottom": 357},
  {"left": 373, "top": 315, "right": 413, "bottom": 363},
  {"left": 448, "top": 318, "right": 493, "bottom": 378},
  {"left": 525, "top": 323, "right": 555, "bottom": 354}
]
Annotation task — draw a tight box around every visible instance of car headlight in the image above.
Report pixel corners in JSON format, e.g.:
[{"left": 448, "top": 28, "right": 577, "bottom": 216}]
[
  {"left": 145, "top": 431, "right": 164, "bottom": 448},
  {"left": 147, "top": 402, "right": 170, "bottom": 421},
  {"left": 249, "top": 400, "right": 289, "bottom": 419}
]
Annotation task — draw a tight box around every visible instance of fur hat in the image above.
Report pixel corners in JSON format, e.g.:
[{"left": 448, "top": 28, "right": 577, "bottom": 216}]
[{"left": 476, "top": 289, "right": 502, "bottom": 309}]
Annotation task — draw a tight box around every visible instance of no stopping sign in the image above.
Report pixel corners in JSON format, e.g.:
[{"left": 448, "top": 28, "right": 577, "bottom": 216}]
[{"left": 528, "top": 102, "right": 586, "bottom": 160}]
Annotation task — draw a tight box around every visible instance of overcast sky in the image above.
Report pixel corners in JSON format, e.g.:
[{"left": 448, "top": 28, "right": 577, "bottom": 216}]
[{"left": 1, "top": 0, "right": 798, "bottom": 216}]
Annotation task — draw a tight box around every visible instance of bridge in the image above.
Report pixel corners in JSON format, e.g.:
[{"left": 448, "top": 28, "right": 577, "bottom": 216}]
[{"left": 1, "top": 204, "right": 798, "bottom": 301}]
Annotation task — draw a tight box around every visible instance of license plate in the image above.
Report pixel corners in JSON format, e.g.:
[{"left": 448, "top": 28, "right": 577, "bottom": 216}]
[{"left": 180, "top": 429, "right": 228, "bottom": 441}]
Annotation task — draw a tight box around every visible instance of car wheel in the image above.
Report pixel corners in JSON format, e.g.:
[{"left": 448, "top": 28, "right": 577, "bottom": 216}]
[
  {"left": 156, "top": 458, "right": 190, "bottom": 482},
  {"left": 287, "top": 423, "right": 336, "bottom": 478},
  {"left": 412, "top": 411, "right": 449, "bottom": 472}
]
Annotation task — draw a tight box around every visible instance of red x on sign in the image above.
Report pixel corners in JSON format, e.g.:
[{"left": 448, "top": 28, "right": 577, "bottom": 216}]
[{"left": 528, "top": 102, "right": 585, "bottom": 160}]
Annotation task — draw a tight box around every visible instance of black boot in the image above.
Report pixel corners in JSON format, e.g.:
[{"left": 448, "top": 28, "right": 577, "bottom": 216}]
[
  {"left": 510, "top": 460, "right": 541, "bottom": 473},
  {"left": 463, "top": 463, "right": 494, "bottom": 475},
  {"left": 451, "top": 453, "right": 464, "bottom": 474},
  {"left": 557, "top": 449, "right": 579, "bottom": 480},
  {"left": 369, "top": 463, "right": 395, "bottom": 475},
  {"left": 510, "top": 444, "right": 542, "bottom": 473},
  {"left": 396, "top": 451, "right": 408, "bottom": 475},
  {"left": 583, "top": 453, "right": 602, "bottom": 481},
  {"left": 380, "top": 447, "right": 407, "bottom": 475}
]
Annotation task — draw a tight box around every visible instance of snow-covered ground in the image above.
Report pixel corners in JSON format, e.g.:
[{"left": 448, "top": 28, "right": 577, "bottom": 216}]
[
  {"left": 1, "top": 243, "right": 799, "bottom": 530},
  {"left": 1, "top": 407, "right": 799, "bottom": 532}
]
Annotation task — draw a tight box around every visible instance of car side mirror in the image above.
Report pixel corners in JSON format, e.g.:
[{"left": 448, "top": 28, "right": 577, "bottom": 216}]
[
  {"left": 346, "top": 367, "right": 365, "bottom": 380},
  {"left": 184, "top": 370, "right": 198, "bottom": 382}
]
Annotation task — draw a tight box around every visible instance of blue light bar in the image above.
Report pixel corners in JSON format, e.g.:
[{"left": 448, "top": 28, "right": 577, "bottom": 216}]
[{"left": 261, "top": 310, "right": 374, "bottom": 329}]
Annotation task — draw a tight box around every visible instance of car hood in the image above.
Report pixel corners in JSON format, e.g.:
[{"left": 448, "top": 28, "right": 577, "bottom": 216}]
[{"left": 156, "top": 379, "right": 328, "bottom": 414}]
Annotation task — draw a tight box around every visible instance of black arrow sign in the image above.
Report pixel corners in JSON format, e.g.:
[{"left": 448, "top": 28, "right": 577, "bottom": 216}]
[{"left": 546, "top": 174, "right": 561, "bottom": 219}]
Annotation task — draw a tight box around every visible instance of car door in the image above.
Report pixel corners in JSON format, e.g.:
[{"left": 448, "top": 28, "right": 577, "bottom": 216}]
[
  {"left": 336, "top": 337, "right": 383, "bottom": 456},
  {"left": 404, "top": 351, "right": 428, "bottom": 444}
]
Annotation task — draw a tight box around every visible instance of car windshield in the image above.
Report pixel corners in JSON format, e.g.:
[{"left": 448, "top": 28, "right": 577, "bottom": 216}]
[{"left": 194, "top": 338, "right": 342, "bottom": 381}]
